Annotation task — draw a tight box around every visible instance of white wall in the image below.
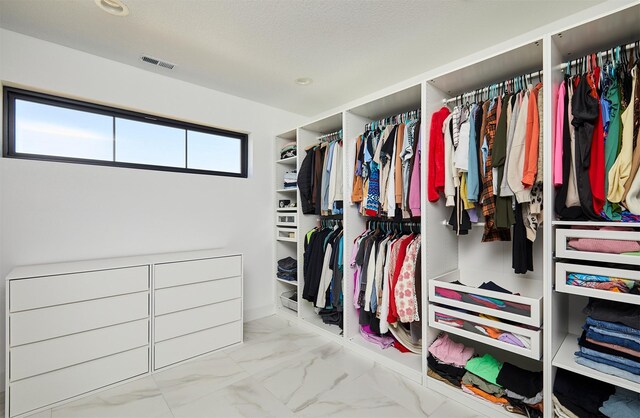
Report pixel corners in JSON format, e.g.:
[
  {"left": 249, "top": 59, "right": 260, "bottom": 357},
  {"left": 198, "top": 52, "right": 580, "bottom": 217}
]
[{"left": 0, "top": 29, "right": 304, "bottom": 377}]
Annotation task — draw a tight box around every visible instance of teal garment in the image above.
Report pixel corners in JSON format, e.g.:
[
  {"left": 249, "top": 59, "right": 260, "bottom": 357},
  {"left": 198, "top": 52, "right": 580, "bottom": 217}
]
[
  {"left": 464, "top": 354, "right": 503, "bottom": 386},
  {"left": 603, "top": 80, "right": 622, "bottom": 220}
]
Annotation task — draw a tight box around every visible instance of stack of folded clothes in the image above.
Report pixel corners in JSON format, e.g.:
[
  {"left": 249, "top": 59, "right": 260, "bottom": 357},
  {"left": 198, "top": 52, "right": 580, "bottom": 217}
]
[
  {"left": 283, "top": 169, "right": 297, "bottom": 189},
  {"left": 575, "top": 298, "right": 640, "bottom": 383},
  {"left": 553, "top": 368, "right": 640, "bottom": 417},
  {"left": 566, "top": 273, "right": 638, "bottom": 294},
  {"left": 427, "top": 333, "right": 543, "bottom": 417},
  {"left": 434, "top": 280, "right": 532, "bottom": 317},
  {"left": 427, "top": 333, "right": 473, "bottom": 387},
  {"left": 276, "top": 257, "right": 297, "bottom": 282},
  {"left": 280, "top": 142, "right": 296, "bottom": 159},
  {"left": 567, "top": 226, "right": 640, "bottom": 255},
  {"left": 433, "top": 310, "right": 532, "bottom": 350}
]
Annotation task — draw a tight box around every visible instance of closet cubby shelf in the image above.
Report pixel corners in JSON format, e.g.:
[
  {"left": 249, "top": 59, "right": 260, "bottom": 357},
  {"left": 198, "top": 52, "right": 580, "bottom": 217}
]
[
  {"left": 276, "top": 277, "right": 297, "bottom": 287},
  {"left": 428, "top": 271, "right": 543, "bottom": 327},
  {"left": 553, "top": 333, "right": 640, "bottom": 393},
  {"left": 275, "top": 188, "right": 297, "bottom": 193},
  {"left": 276, "top": 208, "right": 297, "bottom": 212},
  {"left": 555, "top": 262, "right": 640, "bottom": 306},
  {"left": 428, "top": 305, "right": 542, "bottom": 360},
  {"left": 275, "top": 156, "right": 297, "bottom": 165},
  {"left": 426, "top": 376, "right": 514, "bottom": 418}
]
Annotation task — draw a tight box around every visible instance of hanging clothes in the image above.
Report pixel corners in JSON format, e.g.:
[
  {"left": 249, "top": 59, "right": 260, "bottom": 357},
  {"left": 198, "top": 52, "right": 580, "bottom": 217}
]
[
  {"left": 553, "top": 42, "right": 640, "bottom": 221},
  {"left": 351, "top": 113, "right": 422, "bottom": 219},
  {"left": 351, "top": 222, "right": 422, "bottom": 353},
  {"left": 302, "top": 223, "right": 344, "bottom": 328},
  {"left": 297, "top": 134, "right": 344, "bottom": 216}
]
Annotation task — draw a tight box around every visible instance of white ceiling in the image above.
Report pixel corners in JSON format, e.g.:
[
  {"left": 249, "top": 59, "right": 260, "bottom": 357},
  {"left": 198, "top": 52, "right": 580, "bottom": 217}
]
[{"left": 0, "top": 0, "right": 605, "bottom": 116}]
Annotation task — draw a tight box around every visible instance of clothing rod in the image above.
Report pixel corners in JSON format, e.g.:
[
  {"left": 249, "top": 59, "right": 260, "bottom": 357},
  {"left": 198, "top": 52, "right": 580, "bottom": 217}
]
[
  {"left": 558, "top": 41, "right": 637, "bottom": 70},
  {"left": 365, "top": 109, "right": 420, "bottom": 131},
  {"left": 442, "top": 70, "right": 543, "bottom": 104},
  {"left": 316, "top": 129, "right": 343, "bottom": 142}
]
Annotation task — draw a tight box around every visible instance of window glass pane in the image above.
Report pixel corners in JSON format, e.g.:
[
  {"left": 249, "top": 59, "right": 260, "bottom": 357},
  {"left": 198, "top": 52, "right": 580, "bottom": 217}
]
[
  {"left": 115, "top": 118, "right": 185, "bottom": 167},
  {"left": 187, "top": 131, "right": 242, "bottom": 173},
  {"left": 14, "top": 99, "right": 113, "bottom": 161}
]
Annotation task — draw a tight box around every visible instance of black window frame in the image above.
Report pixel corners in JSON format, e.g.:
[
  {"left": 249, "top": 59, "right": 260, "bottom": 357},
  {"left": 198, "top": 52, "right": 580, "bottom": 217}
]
[{"left": 3, "top": 86, "right": 249, "bottom": 178}]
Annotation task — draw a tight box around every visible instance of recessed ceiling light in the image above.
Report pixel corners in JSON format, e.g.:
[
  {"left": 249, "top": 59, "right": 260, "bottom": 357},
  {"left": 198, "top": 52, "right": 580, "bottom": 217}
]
[
  {"left": 95, "top": 0, "right": 129, "bottom": 16},
  {"left": 295, "top": 77, "right": 313, "bottom": 86}
]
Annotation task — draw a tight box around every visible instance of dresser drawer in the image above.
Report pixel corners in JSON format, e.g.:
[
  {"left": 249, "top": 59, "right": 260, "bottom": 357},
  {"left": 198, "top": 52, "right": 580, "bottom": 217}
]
[
  {"left": 154, "top": 321, "right": 242, "bottom": 369},
  {"left": 10, "top": 346, "right": 148, "bottom": 417},
  {"left": 9, "top": 266, "right": 149, "bottom": 313},
  {"left": 11, "top": 319, "right": 149, "bottom": 382},
  {"left": 10, "top": 292, "right": 149, "bottom": 346},
  {"left": 155, "top": 277, "right": 241, "bottom": 315},
  {"left": 155, "top": 298, "right": 241, "bottom": 342},
  {"left": 154, "top": 256, "right": 241, "bottom": 289}
]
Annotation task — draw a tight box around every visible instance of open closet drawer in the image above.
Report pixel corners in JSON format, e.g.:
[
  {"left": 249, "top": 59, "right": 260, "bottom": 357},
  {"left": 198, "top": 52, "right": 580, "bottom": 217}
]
[
  {"left": 428, "top": 305, "right": 542, "bottom": 360},
  {"left": 555, "top": 262, "right": 640, "bottom": 305},
  {"left": 428, "top": 271, "right": 542, "bottom": 327},
  {"left": 555, "top": 228, "right": 640, "bottom": 265}
]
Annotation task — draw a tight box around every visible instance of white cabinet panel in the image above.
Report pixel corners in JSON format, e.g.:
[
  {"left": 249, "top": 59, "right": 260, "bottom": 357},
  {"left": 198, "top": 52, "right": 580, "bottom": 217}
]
[
  {"left": 10, "top": 347, "right": 148, "bottom": 417},
  {"left": 154, "top": 256, "right": 241, "bottom": 288},
  {"left": 10, "top": 266, "right": 149, "bottom": 312},
  {"left": 10, "top": 292, "right": 149, "bottom": 346},
  {"left": 11, "top": 319, "right": 149, "bottom": 381},
  {"left": 155, "top": 277, "right": 240, "bottom": 315},
  {"left": 155, "top": 298, "right": 241, "bottom": 342},
  {"left": 154, "top": 321, "right": 242, "bottom": 369}
]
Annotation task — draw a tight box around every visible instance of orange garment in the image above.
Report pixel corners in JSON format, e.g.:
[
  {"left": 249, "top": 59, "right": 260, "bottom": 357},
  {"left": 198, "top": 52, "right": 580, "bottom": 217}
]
[
  {"left": 480, "top": 325, "right": 502, "bottom": 339},
  {"left": 462, "top": 384, "right": 509, "bottom": 404},
  {"left": 351, "top": 135, "right": 363, "bottom": 203},
  {"left": 522, "top": 83, "right": 542, "bottom": 186},
  {"left": 394, "top": 124, "right": 405, "bottom": 206}
]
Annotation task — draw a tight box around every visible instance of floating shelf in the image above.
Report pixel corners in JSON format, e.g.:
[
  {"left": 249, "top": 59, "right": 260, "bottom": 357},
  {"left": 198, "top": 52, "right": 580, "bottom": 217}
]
[
  {"left": 276, "top": 277, "right": 298, "bottom": 286},
  {"left": 276, "top": 156, "right": 297, "bottom": 165},
  {"left": 552, "top": 334, "right": 640, "bottom": 393}
]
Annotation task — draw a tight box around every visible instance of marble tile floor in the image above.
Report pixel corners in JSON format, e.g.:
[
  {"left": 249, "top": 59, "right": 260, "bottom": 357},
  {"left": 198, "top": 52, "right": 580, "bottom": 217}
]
[{"left": 4, "top": 315, "right": 488, "bottom": 418}]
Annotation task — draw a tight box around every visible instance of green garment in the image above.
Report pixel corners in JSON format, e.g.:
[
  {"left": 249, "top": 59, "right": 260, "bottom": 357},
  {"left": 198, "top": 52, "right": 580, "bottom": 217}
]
[
  {"left": 622, "top": 252, "right": 640, "bottom": 256},
  {"left": 493, "top": 95, "right": 515, "bottom": 229},
  {"left": 462, "top": 371, "right": 506, "bottom": 396},
  {"left": 603, "top": 81, "right": 622, "bottom": 220},
  {"left": 465, "top": 354, "right": 503, "bottom": 386}
]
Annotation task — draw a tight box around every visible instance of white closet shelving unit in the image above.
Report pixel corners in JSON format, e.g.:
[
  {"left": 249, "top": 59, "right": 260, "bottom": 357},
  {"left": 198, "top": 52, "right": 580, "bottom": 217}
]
[
  {"left": 274, "top": 129, "right": 299, "bottom": 318},
  {"left": 423, "top": 40, "right": 546, "bottom": 417},
  {"left": 295, "top": 113, "right": 344, "bottom": 339},
  {"left": 272, "top": 3, "right": 639, "bottom": 417},
  {"left": 342, "top": 84, "right": 425, "bottom": 382},
  {"left": 545, "top": 4, "right": 640, "bottom": 415}
]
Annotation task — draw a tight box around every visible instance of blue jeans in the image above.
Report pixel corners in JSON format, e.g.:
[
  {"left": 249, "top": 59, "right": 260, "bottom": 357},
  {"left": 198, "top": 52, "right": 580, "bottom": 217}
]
[
  {"left": 586, "top": 317, "right": 640, "bottom": 337},
  {"left": 579, "top": 346, "right": 640, "bottom": 373},
  {"left": 575, "top": 350, "right": 640, "bottom": 375},
  {"left": 586, "top": 328, "right": 640, "bottom": 352},
  {"left": 575, "top": 356, "right": 640, "bottom": 383}
]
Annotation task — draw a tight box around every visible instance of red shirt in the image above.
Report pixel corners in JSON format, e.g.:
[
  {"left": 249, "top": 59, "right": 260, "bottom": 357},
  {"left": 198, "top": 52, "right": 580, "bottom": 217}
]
[
  {"left": 428, "top": 107, "right": 451, "bottom": 202},
  {"left": 589, "top": 67, "right": 605, "bottom": 215},
  {"left": 387, "top": 234, "right": 414, "bottom": 324}
]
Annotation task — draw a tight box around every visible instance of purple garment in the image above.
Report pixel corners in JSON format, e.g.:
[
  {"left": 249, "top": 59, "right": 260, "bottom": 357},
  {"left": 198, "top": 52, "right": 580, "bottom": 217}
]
[
  {"left": 498, "top": 333, "right": 525, "bottom": 348},
  {"left": 360, "top": 326, "right": 395, "bottom": 349},
  {"left": 467, "top": 207, "right": 479, "bottom": 223}
]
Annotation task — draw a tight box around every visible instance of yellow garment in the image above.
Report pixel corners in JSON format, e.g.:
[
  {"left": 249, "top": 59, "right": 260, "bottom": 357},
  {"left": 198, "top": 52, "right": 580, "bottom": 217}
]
[
  {"left": 460, "top": 174, "right": 475, "bottom": 210},
  {"left": 608, "top": 66, "right": 637, "bottom": 202}
]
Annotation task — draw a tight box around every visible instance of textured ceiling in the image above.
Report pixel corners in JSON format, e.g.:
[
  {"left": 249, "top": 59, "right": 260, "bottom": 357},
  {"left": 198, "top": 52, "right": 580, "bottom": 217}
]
[{"left": 0, "top": 0, "right": 604, "bottom": 116}]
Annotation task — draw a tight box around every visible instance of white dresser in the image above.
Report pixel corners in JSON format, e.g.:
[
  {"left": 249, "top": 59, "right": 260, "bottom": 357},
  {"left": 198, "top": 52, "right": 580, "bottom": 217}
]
[{"left": 5, "top": 250, "right": 243, "bottom": 418}]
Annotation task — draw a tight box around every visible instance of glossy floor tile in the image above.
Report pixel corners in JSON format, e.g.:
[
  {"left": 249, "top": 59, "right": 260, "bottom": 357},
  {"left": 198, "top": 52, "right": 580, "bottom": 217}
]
[{"left": 5, "top": 315, "right": 489, "bottom": 418}]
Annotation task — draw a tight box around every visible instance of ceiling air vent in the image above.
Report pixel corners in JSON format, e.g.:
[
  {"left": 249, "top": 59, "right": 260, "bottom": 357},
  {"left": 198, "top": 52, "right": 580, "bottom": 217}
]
[{"left": 140, "top": 55, "right": 175, "bottom": 70}]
